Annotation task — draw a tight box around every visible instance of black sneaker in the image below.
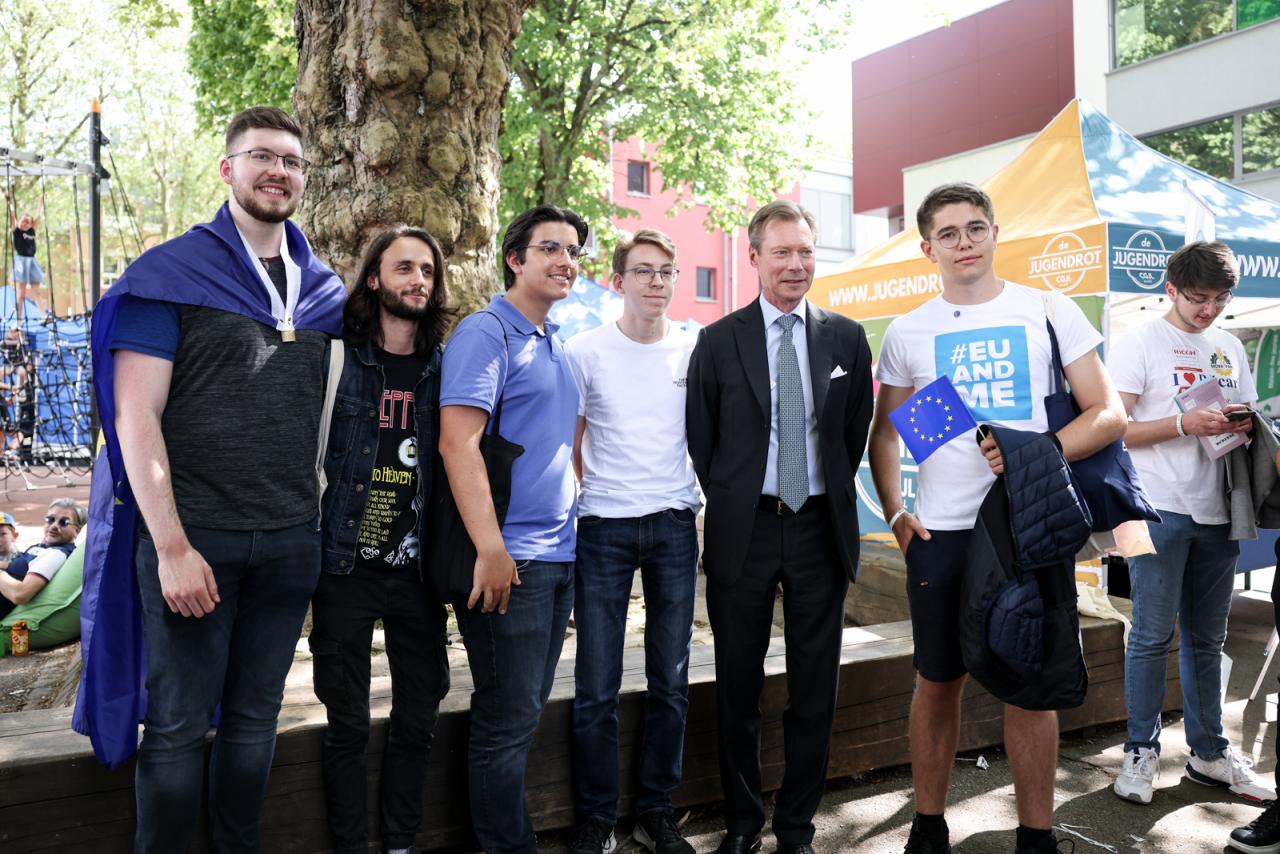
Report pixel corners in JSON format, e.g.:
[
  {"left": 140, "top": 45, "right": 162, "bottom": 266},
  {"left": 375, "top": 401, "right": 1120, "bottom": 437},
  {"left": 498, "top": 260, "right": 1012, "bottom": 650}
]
[
  {"left": 1231, "top": 800, "right": 1280, "bottom": 854},
  {"left": 569, "top": 817, "right": 618, "bottom": 854},
  {"left": 1015, "top": 831, "right": 1074, "bottom": 853},
  {"left": 903, "top": 816, "right": 951, "bottom": 854},
  {"left": 634, "top": 810, "right": 695, "bottom": 854}
]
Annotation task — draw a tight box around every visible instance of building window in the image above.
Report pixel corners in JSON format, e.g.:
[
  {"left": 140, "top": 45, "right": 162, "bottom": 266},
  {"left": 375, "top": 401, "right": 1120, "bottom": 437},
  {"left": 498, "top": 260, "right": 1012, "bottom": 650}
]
[
  {"left": 1242, "top": 105, "right": 1280, "bottom": 174},
  {"left": 696, "top": 267, "right": 716, "bottom": 301},
  {"left": 627, "top": 161, "right": 650, "bottom": 195},
  {"left": 1141, "top": 117, "right": 1235, "bottom": 181},
  {"left": 1142, "top": 103, "right": 1280, "bottom": 181},
  {"left": 801, "top": 188, "right": 853, "bottom": 250},
  {"left": 1113, "top": 0, "right": 1279, "bottom": 68}
]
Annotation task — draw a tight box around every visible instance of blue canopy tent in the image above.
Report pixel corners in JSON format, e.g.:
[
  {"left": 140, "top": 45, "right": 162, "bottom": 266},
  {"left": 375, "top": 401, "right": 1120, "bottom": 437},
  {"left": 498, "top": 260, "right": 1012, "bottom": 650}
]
[
  {"left": 547, "top": 274, "right": 705, "bottom": 340},
  {"left": 0, "top": 285, "right": 92, "bottom": 455}
]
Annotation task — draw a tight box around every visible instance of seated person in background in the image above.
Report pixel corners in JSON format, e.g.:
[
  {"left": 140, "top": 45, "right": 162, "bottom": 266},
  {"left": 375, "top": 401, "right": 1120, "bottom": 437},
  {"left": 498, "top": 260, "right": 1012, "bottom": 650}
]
[
  {"left": 0, "top": 499, "right": 85, "bottom": 619},
  {"left": 0, "top": 512, "right": 19, "bottom": 563}
]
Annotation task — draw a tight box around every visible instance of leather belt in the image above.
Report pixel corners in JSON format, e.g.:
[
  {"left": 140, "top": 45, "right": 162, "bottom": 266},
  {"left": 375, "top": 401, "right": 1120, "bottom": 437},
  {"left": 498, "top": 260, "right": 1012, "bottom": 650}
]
[{"left": 757, "top": 494, "right": 827, "bottom": 517}]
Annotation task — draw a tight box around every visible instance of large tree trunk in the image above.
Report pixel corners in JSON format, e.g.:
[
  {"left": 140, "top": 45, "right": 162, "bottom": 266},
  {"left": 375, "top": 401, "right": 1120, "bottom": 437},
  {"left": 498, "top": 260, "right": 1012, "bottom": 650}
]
[{"left": 293, "top": 0, "right": 532, "bottom": 314}]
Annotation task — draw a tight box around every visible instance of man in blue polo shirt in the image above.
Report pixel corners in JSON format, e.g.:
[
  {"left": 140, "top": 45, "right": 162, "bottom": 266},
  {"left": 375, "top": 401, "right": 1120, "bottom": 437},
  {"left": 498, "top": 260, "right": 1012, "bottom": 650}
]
[{"left": 438, "top": 204, "right": 585, "bottom": 854}]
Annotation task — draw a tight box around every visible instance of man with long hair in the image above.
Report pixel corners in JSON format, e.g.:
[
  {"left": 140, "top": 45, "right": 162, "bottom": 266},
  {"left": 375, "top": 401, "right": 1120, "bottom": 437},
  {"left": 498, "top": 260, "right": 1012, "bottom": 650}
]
[{"left": 311, "top": 225, "right": 456, "bottom": 854}]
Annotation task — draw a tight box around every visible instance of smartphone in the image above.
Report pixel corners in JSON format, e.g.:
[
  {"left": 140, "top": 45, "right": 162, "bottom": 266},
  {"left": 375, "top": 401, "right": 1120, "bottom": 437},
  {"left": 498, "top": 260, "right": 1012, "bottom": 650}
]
[{"left": 1227, "top": 409, "right": 1252, "bottom": 421}]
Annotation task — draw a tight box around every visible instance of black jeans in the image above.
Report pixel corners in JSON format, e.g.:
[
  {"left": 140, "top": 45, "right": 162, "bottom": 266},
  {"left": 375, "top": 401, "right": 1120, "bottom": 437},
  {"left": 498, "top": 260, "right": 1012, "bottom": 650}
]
[{"left": 309, "top": 571, "right": 450, "bottom": 853}]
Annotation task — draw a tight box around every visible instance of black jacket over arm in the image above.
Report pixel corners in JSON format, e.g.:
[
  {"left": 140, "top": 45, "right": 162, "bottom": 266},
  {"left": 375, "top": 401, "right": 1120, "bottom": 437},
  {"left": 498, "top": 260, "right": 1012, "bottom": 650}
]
[{"left": 686, "top": 299, "right": 874, "bottom": 584}]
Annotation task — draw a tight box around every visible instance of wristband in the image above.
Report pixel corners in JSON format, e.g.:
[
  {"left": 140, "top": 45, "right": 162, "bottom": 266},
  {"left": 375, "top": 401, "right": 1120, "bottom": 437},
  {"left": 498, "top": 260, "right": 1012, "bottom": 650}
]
[
  {"left": 888, "top": 508, "right": 909, "bottom": 529},
  {"left": 1175, "top": 412, "right": 1186, "bottom": 437}
]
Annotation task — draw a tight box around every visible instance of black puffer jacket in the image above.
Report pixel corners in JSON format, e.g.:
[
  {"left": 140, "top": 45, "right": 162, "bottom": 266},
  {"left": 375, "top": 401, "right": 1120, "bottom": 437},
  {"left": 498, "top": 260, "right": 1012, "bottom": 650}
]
[{"left": 959, "top": 425, "right": 1093, "bottom": 711}]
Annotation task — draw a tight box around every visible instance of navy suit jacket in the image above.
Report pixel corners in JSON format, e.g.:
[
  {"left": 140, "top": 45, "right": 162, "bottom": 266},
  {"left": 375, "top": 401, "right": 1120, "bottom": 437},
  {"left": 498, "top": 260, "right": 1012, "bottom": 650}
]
[{"left": 686, "top": 298, "right": 874, "bottom": 584}]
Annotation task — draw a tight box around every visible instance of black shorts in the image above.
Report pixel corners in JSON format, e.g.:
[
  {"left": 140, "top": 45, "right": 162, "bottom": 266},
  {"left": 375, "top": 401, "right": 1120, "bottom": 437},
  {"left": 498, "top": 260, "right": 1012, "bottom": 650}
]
[{"left": 904, "top": 527, "right": 972, "bottom": 683}]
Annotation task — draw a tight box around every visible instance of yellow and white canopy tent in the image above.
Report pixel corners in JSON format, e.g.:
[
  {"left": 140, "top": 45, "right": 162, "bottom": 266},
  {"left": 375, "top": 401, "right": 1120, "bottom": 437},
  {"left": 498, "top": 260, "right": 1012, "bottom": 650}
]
[{"left": 815, "top": 98, "right": 1280, "bottom": 554}]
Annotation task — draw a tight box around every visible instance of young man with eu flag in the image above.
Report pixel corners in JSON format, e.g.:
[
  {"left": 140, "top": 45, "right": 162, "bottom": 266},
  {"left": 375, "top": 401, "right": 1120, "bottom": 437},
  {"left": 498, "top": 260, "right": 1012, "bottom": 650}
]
[
  {"left": 74, "top": 106, "right": 345, "bottom": 851},
  {"left": 868, "top": 183, "right": 1127, "bottom": 854}
]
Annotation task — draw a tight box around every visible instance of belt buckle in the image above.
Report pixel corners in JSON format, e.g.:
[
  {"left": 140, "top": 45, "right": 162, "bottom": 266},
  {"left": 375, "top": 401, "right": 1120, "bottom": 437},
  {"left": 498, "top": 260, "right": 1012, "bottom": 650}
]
[{"left": 777, "top": 499, "right": 785, "bottom": 517}]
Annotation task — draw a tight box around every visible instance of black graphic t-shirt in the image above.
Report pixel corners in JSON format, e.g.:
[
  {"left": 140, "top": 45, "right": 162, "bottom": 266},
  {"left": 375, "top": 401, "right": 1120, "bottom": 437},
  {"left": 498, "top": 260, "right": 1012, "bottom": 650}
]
[
  {"left": 354, "top": 347, "right": 428, "bottom": 575},
  {"left": 13, "top": 227, "right": 36, "bottom": 257}
]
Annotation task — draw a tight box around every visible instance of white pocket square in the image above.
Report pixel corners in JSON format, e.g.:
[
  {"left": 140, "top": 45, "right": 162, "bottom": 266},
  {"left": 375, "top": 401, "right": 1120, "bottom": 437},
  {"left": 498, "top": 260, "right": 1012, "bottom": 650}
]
[{"left": 830, "top": 365, "right": 848, "bottom": 379}]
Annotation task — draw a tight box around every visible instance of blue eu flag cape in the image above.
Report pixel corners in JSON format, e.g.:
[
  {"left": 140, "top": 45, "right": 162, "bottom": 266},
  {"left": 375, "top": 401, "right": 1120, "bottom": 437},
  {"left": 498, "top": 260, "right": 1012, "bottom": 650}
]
[
  {"left": 889, "top": 375, "right": 978, "bottom": 464},
  {"left": 71, "top": 203, "right": 345, "bottom": 768}
]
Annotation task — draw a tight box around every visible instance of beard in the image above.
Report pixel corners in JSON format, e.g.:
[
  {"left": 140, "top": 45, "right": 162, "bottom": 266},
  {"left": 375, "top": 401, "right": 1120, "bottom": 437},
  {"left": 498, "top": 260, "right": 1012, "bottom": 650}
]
[
  {"left": 379, "top": 286, "right": 430, "bottom": 320},
  {"left": 232, "top": 180, "right": 297, "bottom": 225}
]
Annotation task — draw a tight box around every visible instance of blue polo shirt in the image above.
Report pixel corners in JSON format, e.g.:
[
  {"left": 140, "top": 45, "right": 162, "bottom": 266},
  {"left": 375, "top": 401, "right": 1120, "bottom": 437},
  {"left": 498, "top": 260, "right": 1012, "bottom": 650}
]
[{"left": 440, "top": 295, "right": 579, "bottom": 562}]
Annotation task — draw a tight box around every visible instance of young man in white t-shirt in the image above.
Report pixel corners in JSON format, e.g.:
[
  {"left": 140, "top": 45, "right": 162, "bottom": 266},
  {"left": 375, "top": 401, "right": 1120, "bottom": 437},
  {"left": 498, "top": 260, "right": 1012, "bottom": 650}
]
[
  {"left": 1106, "top": 241, "right": 1275, "bottom": 816},
  {"left": 563, "top": 229, "right": 700, "bottom": 854},
  {"left": 868, "top": 183, "right": 1127, "bottom": 854}
]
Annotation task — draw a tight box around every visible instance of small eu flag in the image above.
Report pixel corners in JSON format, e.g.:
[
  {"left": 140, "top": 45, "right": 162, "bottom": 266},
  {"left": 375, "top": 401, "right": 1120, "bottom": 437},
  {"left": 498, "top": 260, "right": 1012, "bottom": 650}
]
[{"left": 888, "top": 375, "right": 978, "bottom": 464}]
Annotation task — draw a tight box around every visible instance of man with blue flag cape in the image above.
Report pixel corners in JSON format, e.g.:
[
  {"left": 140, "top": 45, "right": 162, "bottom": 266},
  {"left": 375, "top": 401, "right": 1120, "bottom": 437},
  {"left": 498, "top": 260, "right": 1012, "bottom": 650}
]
[{"left": 72, "top": 106, "right": 345, "bottom": 852}]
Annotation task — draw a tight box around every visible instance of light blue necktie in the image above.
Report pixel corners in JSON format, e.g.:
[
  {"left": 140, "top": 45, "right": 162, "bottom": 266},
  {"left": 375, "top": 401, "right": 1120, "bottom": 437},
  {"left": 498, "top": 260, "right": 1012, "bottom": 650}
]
[{"left": 776, "top": 314, "right": 808, "bottom": 513}]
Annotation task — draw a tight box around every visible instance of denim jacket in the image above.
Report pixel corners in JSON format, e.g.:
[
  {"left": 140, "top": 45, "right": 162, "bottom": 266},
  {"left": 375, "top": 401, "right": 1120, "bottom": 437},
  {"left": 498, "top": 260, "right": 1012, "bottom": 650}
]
[{"left": 319, "top": 339, "right": 442, "bottom": 574}]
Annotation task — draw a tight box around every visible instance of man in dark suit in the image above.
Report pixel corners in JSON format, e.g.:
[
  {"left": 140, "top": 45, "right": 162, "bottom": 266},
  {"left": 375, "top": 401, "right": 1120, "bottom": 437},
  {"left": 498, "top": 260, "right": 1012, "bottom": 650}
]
[{"left": 686, "top": 200, "right": 874, "bottom": 854}]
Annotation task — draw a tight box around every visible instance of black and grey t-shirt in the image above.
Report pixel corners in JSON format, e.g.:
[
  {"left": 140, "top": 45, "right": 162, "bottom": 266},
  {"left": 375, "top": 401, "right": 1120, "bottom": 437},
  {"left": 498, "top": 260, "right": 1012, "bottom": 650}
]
[
  {"left": 110, "top": 262, "right": 328, "bottom": 531},
  {"left": 354, "top": 348, "right": 427, "bottom": 575}
]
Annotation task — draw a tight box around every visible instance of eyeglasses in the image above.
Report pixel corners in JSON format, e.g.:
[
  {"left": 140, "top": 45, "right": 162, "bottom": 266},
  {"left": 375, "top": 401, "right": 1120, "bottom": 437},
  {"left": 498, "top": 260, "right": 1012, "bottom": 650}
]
[
  {"left": 1179, "top": 290, "right": 1233, "bottom": 308},
  {"left": 44, "top": 515, "right": 75, "bottom": 528},
  {"left": 227, "top": 149, "right": 310, "bottom": 175},
  {"left": 932, "top": 222, "right": 991, "bottom": 249},
  {"left": 525, "top": 240, "right": 584, "bottom": 261},
  {"left": 624, "top": 266, "right": 680, "bottom": 285}
]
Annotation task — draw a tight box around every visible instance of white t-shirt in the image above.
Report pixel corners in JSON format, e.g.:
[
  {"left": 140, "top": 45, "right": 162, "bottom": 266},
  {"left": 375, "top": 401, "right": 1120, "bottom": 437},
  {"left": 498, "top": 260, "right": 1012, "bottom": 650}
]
[
  {"left": 877, "top": 282, "right": 1102, "bottom": 531},
  {"left": 564, "top": 322, "right": 701, "bottom": 518},
  {"left": 1107, "top": 317, "right": 1257, "bottom": 524}
]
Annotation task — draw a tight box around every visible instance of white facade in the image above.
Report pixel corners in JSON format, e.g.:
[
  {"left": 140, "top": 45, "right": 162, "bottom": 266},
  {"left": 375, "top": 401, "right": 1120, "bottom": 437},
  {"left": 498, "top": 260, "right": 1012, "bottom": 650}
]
[
  {"left": 800, "top": 158, "right": 857, "bottom": 275},
  {"left": 1075, "top": 0, "right": 1280, "bottom": 203},
  {"left": 901, "top": 135, "right": 1036, "bottom": 228}
]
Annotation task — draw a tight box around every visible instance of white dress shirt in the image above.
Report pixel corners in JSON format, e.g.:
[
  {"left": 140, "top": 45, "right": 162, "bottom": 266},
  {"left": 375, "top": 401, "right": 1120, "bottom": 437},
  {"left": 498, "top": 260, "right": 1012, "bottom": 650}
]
[{"left": 759, "top": 294, "right": 825, "bottom": 497}]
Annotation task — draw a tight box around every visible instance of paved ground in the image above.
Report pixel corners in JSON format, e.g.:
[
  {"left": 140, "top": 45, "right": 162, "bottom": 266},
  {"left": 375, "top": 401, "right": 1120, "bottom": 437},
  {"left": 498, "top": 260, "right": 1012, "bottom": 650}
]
[
  {"left": 531, "top": 585, "right": 1280, "bottom": 854},
  {"left": 3, "top": 500, "right": 1278, "bottom": 852}
]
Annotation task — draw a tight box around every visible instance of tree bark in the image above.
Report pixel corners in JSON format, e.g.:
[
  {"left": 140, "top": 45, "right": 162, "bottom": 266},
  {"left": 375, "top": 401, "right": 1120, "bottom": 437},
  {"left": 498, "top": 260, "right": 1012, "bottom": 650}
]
[{"left": 293, "top": 0, "right": 532, "bottom": 314}]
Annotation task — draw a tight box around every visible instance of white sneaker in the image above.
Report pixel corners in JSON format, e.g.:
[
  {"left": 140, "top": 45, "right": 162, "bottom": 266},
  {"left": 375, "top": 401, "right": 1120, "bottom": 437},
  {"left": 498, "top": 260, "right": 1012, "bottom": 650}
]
[
  {"left": 1187, "top": 746, "right": 1277, "bottom": 803},
  {"left": 1114, "top": 746, "right": 1159, "bottom": 804}
]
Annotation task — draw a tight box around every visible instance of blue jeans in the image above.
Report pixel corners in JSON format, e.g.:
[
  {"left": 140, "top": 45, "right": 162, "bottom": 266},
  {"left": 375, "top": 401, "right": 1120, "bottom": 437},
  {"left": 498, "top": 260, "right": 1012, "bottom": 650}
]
[
  {"left": 572, "top": 508, "right": 699, "bottom": 824},
  {"left": 455, "top": 560, "right": 574, "bottom": 854},
  {"left": 1124, "top": 510, "right": 1238, "bottom": 757},
  {"left": 133, "top": 519, "right": 321, "bottom": 853}
]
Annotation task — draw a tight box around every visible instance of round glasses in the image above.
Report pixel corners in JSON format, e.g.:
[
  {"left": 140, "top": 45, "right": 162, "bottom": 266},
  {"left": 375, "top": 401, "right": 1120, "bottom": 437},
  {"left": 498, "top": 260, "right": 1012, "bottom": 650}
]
[{"left": 932, "top": 222, "right": 991, "bottom": 249}]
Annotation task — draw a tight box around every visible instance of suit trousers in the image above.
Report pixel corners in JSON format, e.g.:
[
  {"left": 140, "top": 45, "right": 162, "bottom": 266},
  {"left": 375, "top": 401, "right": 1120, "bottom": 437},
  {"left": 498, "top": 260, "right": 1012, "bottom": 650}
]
[{"left": 705, "top": 500, "right": 848, "bottom": 845}]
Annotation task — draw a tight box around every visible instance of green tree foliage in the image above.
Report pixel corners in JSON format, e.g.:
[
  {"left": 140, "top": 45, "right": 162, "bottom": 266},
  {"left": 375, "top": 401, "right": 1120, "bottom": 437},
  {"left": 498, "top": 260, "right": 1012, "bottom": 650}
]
[
  {"left": 1113, "top": 0, "right": 1233, "bottom": 65},
  {"left": 186, "top": 0, "right": 847, "bottom": 257},
  {"left": 1143, "top": 117, "right": 1234, "bottom": 180},
  {"left": 187, "top": 0, "right": 294, "bottom": 130},
  {"left": 501, "top": 0, "right": 844, "bottom": 242},
  {"left": 1, "top": 0, "right": 225, "bottom": 310}
]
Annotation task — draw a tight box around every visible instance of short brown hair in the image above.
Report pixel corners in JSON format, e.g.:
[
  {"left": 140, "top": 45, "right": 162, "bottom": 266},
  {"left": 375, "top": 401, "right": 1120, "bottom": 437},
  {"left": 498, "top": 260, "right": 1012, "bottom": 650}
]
[
  {"left": 611, "top": 228, "right": 677, "bottom": 278},
  {"left": 747, "top": 200, "right": 816, "bottom": 251},
  {"left": 225, "top": 106, "right": 303, "bottom": 152},
  {"left": 916, "top": 182, "right": 995, "bottom": 239},
  {"left": 1167, "top": 240, "right": 1238, "bottom": 292}
]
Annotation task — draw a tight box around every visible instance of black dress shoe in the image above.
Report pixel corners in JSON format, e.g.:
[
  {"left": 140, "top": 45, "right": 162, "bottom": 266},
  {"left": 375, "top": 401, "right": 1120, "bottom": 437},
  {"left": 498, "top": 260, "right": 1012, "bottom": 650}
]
[
  {"left": 777, "top": 845, "right": 815, "bottom": 854},
  {"left": 715, "top": 834, "right": 762, "bottom": 854}
]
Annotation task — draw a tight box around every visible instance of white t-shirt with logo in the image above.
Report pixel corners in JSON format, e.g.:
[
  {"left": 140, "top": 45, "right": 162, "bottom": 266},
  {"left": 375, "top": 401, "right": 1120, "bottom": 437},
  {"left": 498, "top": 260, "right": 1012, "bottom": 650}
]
[
  {"left": 564, "top": 322, "right": 701, "bottom": 518},
  {"left": 1107, "top": 317, "right": 1257, "bottom": 524},
  {"left": 877, "top": 282, "right": 1102, "bottom": 531}
]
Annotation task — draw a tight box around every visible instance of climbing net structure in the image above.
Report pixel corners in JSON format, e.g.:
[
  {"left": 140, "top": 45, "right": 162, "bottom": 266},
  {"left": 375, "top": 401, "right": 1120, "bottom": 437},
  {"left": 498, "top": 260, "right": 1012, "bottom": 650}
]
[{"left": 1, "top": 146, "right": 97, "bottom": 492}]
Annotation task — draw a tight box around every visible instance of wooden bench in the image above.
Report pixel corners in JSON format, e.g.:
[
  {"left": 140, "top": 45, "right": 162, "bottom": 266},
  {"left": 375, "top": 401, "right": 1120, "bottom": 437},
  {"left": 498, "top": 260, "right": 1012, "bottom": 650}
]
[{"left": 0, "top": 601, "right": 1175, "bottom": 853}]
